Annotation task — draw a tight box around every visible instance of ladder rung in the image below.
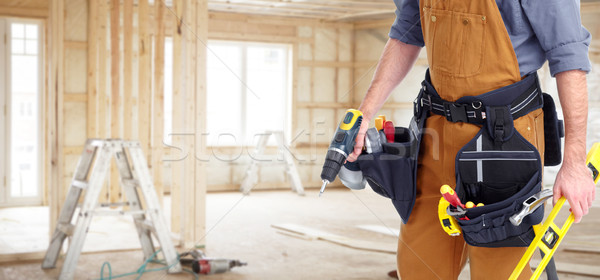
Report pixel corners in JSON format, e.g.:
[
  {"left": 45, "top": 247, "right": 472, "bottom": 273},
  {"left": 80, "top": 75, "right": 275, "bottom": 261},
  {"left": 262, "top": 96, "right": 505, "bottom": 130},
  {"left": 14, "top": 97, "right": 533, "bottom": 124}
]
[
  {"left": 57, "top": 223, "right": 74, "bottom": 236},
  {"left": 99, "top": 202, "right": 129, "bottom": 207},
  {"left": 72, "top": 180, "right": 88, "bottom": 189},
  {"left": 94, "top": 210, "right": 147, "bottom": 216},
  {"left": 122, "top": 179, "right": 139, "bottom": 187},
  {"left": 135, "top": 219, "right": 155, "bottom": 231}
]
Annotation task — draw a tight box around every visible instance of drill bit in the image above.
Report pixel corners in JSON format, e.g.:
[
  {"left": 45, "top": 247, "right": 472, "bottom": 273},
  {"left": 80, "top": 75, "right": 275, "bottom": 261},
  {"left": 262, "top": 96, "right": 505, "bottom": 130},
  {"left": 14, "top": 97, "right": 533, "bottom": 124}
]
[{"left": 319, "top": 180, "right": 329, "bottom": 197}]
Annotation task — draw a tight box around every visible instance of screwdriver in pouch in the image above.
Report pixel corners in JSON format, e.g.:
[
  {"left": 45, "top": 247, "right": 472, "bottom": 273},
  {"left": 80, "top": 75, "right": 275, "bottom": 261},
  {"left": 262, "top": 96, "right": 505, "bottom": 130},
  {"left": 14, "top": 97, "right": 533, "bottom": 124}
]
[{"left": 320, "top": 109, "right": 363, "bottom": 196}]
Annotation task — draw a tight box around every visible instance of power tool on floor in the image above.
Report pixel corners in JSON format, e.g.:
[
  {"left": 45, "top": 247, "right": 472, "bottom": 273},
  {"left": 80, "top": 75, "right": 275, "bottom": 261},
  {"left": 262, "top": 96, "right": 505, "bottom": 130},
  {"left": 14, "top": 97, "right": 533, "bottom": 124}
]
[
  {"left": 179, "top": 250, "right": 247, "bottom": 275},
  {"left": 319, "top": 109, "right": 363, "bottom": 196}
]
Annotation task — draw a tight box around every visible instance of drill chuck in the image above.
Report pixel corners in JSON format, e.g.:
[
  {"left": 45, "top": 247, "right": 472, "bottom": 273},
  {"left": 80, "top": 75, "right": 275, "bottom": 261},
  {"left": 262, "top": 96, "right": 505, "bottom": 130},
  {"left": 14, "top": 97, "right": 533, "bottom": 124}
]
[{"left": 320, "top": 150, "right": 347, "bottom": 182}]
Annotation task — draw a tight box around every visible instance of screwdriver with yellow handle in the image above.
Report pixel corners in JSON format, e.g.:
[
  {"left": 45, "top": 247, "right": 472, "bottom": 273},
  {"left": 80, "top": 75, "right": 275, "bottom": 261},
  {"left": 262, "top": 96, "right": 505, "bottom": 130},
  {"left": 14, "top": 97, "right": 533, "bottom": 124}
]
[
  {"left": 509, "top": 142, "right": 600, "bottom": 280},
  {"left": 319, "top": 109, "right": 363, "bottom": 196}
]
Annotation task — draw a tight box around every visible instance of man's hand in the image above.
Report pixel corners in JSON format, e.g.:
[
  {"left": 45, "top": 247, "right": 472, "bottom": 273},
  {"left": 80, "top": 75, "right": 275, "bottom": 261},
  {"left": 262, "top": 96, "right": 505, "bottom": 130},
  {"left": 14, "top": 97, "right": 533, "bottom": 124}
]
[
  {"left": 553, "top": 161, "right": 596, "bottom": 223},
  {"left": 346, "top": 118, "right": 370, "bottom": 162}
]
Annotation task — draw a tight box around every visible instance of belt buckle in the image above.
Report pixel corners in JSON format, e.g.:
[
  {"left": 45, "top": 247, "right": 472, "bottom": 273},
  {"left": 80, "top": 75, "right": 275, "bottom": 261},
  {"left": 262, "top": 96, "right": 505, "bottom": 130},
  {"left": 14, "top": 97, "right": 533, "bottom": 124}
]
[{"left": 444, "top": 102, "right": 469, "bottom": 123}]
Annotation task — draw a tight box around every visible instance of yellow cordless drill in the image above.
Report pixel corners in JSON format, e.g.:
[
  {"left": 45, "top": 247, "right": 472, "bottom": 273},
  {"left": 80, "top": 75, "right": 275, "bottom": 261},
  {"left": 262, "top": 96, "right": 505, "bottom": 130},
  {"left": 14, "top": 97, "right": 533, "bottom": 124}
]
[{"left": 319, "top": 109, "right": 363, "bottom": 196}]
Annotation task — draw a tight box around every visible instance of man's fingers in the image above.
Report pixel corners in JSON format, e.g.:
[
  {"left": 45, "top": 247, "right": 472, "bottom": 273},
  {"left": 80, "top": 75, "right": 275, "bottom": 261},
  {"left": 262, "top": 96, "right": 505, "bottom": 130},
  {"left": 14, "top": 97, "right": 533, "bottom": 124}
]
[
  {"left": 581, "top": 199, "right": 589, "bottom": 216},
  {"left": 553, "top": 187, "right": 562, "bottom": 205},
  {"left": 572, "top": 203, "right": 583, "bottom": 223}
]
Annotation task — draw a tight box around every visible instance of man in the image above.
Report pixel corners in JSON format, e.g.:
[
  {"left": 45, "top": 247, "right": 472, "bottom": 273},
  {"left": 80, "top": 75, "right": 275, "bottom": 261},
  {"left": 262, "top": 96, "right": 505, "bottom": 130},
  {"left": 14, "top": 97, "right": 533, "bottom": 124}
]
[{"left": 346, "top": 0, "right": 596, "bottom": 279}]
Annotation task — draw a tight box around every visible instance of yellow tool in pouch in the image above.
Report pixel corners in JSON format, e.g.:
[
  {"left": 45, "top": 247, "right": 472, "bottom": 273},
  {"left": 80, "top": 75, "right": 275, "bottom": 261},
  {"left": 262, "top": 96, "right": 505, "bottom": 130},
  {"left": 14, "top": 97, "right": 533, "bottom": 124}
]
[
  {"left": 509, "top": 142, "right": 600, "bottom": 280},
  {"left": 438, "top": 198, "right": 461, "bottom": 236}
]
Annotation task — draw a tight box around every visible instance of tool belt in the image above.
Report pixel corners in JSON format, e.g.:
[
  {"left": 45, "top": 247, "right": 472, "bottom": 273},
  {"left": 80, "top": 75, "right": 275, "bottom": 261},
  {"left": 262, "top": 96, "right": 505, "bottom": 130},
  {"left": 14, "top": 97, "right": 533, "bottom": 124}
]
[{"left": 358, "top": 70, "right": 564, "bottom": 248}]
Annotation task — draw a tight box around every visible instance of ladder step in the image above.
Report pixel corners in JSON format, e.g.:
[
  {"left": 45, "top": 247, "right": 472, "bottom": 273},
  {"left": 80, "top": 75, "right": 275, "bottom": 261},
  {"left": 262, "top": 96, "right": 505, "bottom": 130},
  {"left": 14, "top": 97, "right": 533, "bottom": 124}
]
[
  {"left": 122, "top": 179, "right": 139, "bottom": 187},
  {"left": 99, "top": 202, "right": 130, "bottom": 207},
  {"left": 94, "top": 210, "right": 147, "bottom": 216},
  {"left": 57, "top": 223, "right": 74, "bottom": 236},
  {"left": 135, "top": 219, "right": 155, "bottom": 231},
  {"left": 72, "top": 180, "right": 88, "bottom": 189}
]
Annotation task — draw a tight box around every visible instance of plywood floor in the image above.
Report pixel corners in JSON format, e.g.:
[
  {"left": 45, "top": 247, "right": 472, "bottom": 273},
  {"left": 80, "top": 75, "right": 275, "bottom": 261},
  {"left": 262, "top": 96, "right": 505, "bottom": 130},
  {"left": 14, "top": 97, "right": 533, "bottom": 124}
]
[{"left": 1, "top": 188, "right": 599, "bottom": 279}]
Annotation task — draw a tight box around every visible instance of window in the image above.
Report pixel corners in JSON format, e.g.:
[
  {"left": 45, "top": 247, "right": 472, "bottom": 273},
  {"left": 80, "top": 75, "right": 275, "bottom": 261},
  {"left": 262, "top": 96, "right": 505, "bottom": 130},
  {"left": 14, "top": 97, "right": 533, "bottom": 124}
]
[
  {"left": 0, "top": 19, "right": 43, "bottom": 206},
  {"left": 206, "top": 41, "right": 291, "bottom": 146}
]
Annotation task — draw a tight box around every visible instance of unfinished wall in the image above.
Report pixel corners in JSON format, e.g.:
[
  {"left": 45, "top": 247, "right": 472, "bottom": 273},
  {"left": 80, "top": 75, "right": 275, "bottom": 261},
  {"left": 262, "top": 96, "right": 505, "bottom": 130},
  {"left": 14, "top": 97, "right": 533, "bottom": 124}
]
[{"left": 42, "top": 0, "right": 209, "bottom": 249}]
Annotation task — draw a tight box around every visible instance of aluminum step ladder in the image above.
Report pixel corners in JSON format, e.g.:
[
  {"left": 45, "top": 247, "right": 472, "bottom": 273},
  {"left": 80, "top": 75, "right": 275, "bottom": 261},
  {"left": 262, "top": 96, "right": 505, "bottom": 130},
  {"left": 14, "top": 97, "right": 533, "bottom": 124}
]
[
  {"left": 42, "top": 139, "right": 181, "bottom": 280},
  {"left": 240, "top": 131, "right": 304, "bottom": 195}
]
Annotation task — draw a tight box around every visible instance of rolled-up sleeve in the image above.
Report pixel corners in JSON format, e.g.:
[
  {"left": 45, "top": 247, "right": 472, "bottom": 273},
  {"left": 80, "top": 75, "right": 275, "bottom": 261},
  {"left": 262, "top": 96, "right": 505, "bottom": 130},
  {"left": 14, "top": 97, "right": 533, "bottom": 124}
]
[
  {"left": 522, "top": 0, "right": 592, "bottom": 76},
  {"left": 389, "top": 0, "right": 424, "bottom": 47}
]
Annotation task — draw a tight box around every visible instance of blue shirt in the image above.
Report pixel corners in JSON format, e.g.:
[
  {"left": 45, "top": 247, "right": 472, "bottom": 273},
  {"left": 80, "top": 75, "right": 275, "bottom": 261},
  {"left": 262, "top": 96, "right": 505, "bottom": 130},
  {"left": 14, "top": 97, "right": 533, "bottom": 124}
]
[{"left": 389, "top": 0, "right": 592, "bottom": 77}]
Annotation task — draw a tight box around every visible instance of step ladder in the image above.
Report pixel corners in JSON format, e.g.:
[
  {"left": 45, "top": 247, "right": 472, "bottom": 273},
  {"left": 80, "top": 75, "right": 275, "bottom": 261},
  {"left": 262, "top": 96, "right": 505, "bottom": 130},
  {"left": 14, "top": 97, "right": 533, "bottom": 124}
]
[
  {"left": 240, "top": 131, "right": 304, "bottom": 195},
  {"left": 42, "top": 139, "right": 181, "bottom": 280}
]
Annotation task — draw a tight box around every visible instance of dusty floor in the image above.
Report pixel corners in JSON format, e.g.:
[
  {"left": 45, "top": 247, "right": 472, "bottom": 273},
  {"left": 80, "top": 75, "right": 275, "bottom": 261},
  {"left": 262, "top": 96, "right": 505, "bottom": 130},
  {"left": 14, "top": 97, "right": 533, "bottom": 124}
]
[{"left": 1, "top": 188, "right": 599, "bottom": 280}]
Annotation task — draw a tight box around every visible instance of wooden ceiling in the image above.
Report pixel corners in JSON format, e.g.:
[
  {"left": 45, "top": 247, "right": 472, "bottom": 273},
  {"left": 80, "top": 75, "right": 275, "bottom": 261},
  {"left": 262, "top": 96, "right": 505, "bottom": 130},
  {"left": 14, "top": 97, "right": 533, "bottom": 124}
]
[{"left": 206, "top": 0, "right": 397, "bottom": 21}]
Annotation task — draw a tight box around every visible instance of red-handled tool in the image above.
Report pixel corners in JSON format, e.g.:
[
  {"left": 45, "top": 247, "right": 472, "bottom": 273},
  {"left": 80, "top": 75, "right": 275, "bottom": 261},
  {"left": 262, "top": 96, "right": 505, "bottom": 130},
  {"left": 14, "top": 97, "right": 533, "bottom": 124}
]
[
  {"left": 440, "top": 185, "right": 465, "bottom": 209},
  {"left": 383, "top": 121, "right": 395, "bottom": 143}
]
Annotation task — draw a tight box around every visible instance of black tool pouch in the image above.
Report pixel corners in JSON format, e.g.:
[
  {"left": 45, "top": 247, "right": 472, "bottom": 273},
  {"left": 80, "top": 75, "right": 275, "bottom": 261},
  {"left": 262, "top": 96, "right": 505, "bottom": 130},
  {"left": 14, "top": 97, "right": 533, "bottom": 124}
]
[
  {"left": 542, "top": 93, "right": 564, "bottom": 166},
  {"left": 454, "top": 108, "right": 544, "bottom": 247},
  {"left": 357, "top": 91, "right": 427, "bottom": 223}
]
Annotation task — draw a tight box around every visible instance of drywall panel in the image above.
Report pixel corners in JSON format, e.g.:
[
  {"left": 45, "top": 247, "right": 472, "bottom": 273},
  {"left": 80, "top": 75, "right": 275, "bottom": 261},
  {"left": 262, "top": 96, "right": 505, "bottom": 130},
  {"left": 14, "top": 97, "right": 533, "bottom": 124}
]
[
  {"left": 312, "top": 108, "right": 335, "bottom": 142},
  {"left": 390, "top": 64, "right": 427, "bottom": 103},
  {"left": 297, "top": 26, "right": 312, "bottom": 38},
  {"left": 297, "top": 67, "right": 312, "bottom": 102},
  {"left": 298, "top": 43, "right": 312, "bottom": 60},
  {"left": 295, "top": 108, "right": 311, "bottom": 144},
  {"left": 63, "top": 101, "right": 87, "bottom": 146},
  {"left": 353, "top": 66, "right": 375, "bottom": 101},
  {"left": 338, "top": 29, "right": 352, "bottom": 62},
  {"left": 337, "top": 68, "right": 351, "bottom": 103},
  {"left": 206, "top": 164, "right": 231, "bottom": 185},
  {"left": 64, "top": 48, "right": 87, "bottom": 93},
  {"left": 65, "top": 0, "right": 87, "bottom": 41},
  {"left": 313, "top": 67, "right": 336, "bottom": 103},
  {"left": 209, "top": 18, "right": 296, "bottom": 38},
  {"left": 354, "top": 29, "right": 387, "bottom": 61},
  {"left": 314, "top": 28, "right": 336, "bottom": 61},
  {"left": 63, "top": 154, "right": 80, "bottom": 183}
]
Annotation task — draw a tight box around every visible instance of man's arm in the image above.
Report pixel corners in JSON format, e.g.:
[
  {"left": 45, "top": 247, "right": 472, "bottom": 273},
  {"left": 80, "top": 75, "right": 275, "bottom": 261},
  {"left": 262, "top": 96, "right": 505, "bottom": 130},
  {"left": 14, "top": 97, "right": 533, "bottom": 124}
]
[
  {"left": 553, "top": 70, "right": 596, "bottom": 223},
  {"left": 346, "top": 38, "right": 421, "bottom": 162}
]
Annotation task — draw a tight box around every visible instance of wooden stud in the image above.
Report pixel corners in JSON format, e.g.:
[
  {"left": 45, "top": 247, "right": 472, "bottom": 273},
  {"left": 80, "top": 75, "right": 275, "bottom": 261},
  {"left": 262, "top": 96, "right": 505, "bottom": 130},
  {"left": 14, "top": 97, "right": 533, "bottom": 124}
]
[
  {"left": 123, "top": 0, "right": 133, "bottom": 141},
  {"left": 110, "top": 0, "right": 121, "bottom": 204},
  {"left": 194, "top": 0, "right": 209, "bottom": 246},
  {"left": 98, "top": 0, "right": 109, "bottom": 203},
  {"left": 0, "top": 6, "right": 48, "bottom": 18},
  {"left": 182, "top": 0, "right": 196, "bottom": 248},
  {"left": 170, "top": 0, "right": 184, "bottom": 245},
  {"left": 153, "top": 0, "right": 166, "bottom": 207},
  {"left": 87, "top": 0, "right": 98, "bottom": 139},
  {"left": 138, "top": 0, "right": 151, "bottom": 161},
  {"left": 49, "top": 0, "right": 65, "bottom": 239}
]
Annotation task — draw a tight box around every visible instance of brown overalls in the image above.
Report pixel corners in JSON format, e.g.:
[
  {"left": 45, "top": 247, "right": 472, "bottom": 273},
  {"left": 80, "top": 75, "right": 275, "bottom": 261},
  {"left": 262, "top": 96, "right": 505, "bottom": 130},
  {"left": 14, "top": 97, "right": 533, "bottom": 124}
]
[{"left": 396, "top": 0, "right": 545, "bottom": 279}]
